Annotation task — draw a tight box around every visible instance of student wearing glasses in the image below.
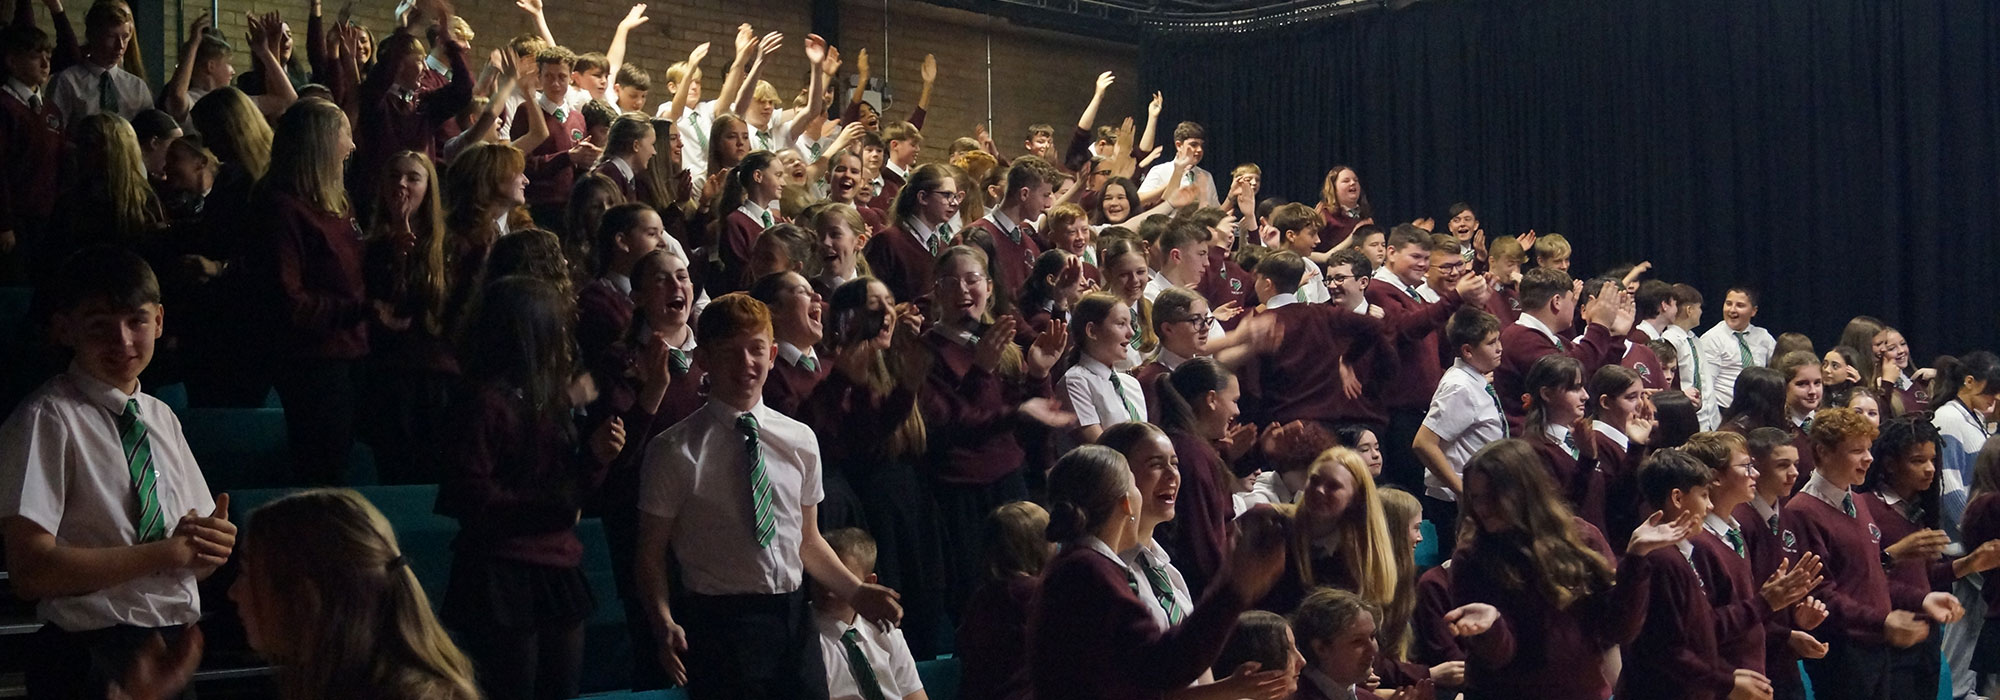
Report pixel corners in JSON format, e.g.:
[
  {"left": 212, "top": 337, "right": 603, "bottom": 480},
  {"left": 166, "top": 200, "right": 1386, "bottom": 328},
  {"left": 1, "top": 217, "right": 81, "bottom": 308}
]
[{"left": 863, "top": 163, "right": 961, "bottom": 304}]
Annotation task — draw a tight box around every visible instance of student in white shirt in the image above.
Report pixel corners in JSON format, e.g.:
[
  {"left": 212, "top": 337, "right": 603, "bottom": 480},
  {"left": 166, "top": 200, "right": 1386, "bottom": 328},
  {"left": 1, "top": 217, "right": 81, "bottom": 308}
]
[
  {"left": 1699, "top": 286, "right": 1776, "bottom": 420},
  {"left": 0, "top": 248, "right": 233, "bottom": 697},
  {"left": 1662, "top": 283, "right": 1715, "bottom": 429},
  {"left": 1138, "top": 121, "right": 1219, "bottom": 208},
  {"left": 1289, "top": 587, "right": 1404, "bottom": 700},
  {"left": 47, "top": 2, "right": 151, "bottom": 129},
  {"left": 1271, "top": 203, "right": 1332, "bottom": 304},
  {"left": 1413, "top": 306, "right": 1508, "bottom": 557},
  {"left": 814, "top": 529, "right": 926, "bottom": 700},
  {"left": 1065, "top": 292, "right": 1149, "bottom": 443},
  {"left": 635, "top": 293, "right": 902, "bottom": 699},
  {"left": 1098, "top": 237, "right": 1155, "bottom": 370},
  {"left": 1144, "top": 220, "right": 1212, "bottom": 304}
]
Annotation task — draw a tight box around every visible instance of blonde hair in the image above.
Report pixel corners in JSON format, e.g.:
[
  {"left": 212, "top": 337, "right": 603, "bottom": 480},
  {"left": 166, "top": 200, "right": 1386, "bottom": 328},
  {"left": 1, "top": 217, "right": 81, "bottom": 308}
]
[
  {"left": 189, "top": 86, "right": 274, "bottom": 178},
  {"left": 1277, "top": 447, "right": 1399, "bottom": 615},
  {"left": 241, "top": 489, "right": 478, "bottom": 700},
  {"left": 75, "top": 113, "right": 164, "bottom": 239},
  {"left": 262, "top": 99, "right": 351, "bottom": 216},
  {"left": 1376, "top": 487, "right": 1421, "bottom": 660}
]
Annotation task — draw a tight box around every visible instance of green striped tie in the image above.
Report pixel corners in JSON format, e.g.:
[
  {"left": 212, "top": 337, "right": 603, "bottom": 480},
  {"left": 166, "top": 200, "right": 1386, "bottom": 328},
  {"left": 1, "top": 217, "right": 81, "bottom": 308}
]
[
  {"left": 1735, "top": 331, "right": 1754, "bottom": 367},
  {"left": 1484, "top": 383, "right": 1508, "bottom": 437},
  {"left": 668, "top": 348, "right": 691, "bottom": 375},
  {"left": 737, "top": 413, "right": 777, "bottom": 548},
  {"left": 1110, "top": 373, "right": 1142, "bottom": 421},
  {"left": 1141, "top": 553, "right": 1183, "bottom": 624},
  {"left": 1726, "top": 529, "right": 1746, "bottom": 557},
  {"left": 117, "top": 399, "right": 167, "bottom": 542},
  {"left": 760, "top": 210, "right": 774, "bottom": 228},
  {"left": 98, "top": 70, "right": 118, "bottom": 113},
  {"left": 840, "top": 629, "right": 890, "bottom": 700}
]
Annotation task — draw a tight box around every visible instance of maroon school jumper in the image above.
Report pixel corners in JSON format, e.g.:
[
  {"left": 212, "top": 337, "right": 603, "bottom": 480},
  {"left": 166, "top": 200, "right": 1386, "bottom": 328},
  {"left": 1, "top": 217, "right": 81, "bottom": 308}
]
[
  {"left": 1364, "top": 283, "right": 1464, "bottom": 414},
  {"left": 1780, "top": 487, "right": 1929, "bottom": 646},
  {"left": 713, "top": 208, "right": 765, "bottom": 296},
  {"left": 870, "top": 166, "right": 908, "bottom": 211},
  {"left": 512, "top": 97, "right": 587, "bottom": 211},
  {"left": 919, "top": 328, "right": 1051, "bottom": 486},
  {"left": 437, "top": 385, "right": 610, "bottom": 568},
  {"left": 355, "top": 45, "right": 470, "bottom": 205},
  {"left": 1961, "top": 493, "right": 2000, "bottom": 620},
  {"left": 1689, "top": 528, "right": 1769, "bottom": 674},
  {"left": 1483, "top": 283, "right": 1522, "bottom": 327},
  {"left": 1532, "top": 433, "right": 1607, "bottom": 536},
  {"left": 1163, "top": 429, "right": 1233, "bottom": 597},
  {"left": 589, "top": 159, "right": 652, "bottom": 203},
  {"left": 575, "top": 280, "right": 634, "bottom": 384},
  {"left": 855, "top": 203, "right": 889, "bottom": 235},
  {"left": 1736, "top": 500, "right": 1807, "bottom": 691},
  {"left": 1314, "top": 204, "right": 1364, "bottom": 254},
  {"left": 863, "top": 223, "right": 938, "bottom": 307},
  {"left": 763, "top": 352, "right": 830, "bottom": 419},
  {"left": 1193, "top": 244, "right": 1253, "bottom": 317},
  {"left": 1028, "top": 545, "right": 1249, "bottom": 700},
  {"left": 1622, "top": 330, "right": 1670, "bottom": 390},
  {"left": 964, "top": 216, "right": 1041, "bottom": 294},
  {"left": 1858, "top": 492, "right": 1954, "bottom": 594},
  {"left": 0, "top": 84, "right": 65, "bottom": 243},
  {"left": 1495, "top": 321, "right": 1620, "bottom": 420},
  {"left": 1450, "top": 518, "right": 1653, "bottom": 700},
  {"left": 957, "top": 574, "right": 1037, "bottom": 700},
  {"left": 1413, "top": 564, "right": 1465, "bottom": 666},
  {"left": 1240, "top": 301, "right": 1387, "bottom": 427},
  {"left": 1594, "top": 430, "right": 1649, "bottom": 551},
  {"left": 1132, "top": 360, "right": 1171, "bottom": 419},
  {"left": 244, "top": 190, "right": 369, "bottom": 359},
  {"left": 1619, "top": 545, "right": 1738, "bottom": 700}
]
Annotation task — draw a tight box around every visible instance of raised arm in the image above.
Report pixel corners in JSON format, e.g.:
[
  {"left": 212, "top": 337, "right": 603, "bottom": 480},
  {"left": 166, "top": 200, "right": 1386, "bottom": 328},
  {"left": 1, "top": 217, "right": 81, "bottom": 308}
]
[
  {"left": 514, "top": 0, "right": 556, "bottom": 47},
  {"left": 781, "top": 35, "right": 830, "bottom": 146},
  {"left": 162, "top": 12, "right": 211, "bottom": 121},
  {"left": 601, "top": 4, "right": 650, "bottom": 105},
  {"left": 1137, "top": 91, "right": 1163, "bottom": 156},
  {"left": 661, "top": 42, "right": 710, "bottom": 121},
  {"left": 1063, "top": 71, "right": 1113, "bottom": 173},
  {"left": 914, "top": 53, "right": 936, "bottom": 114},
  {"left": 506, "top": 60, "right": 551, "bottom": 154},
  {"left": 843, "top": 47, "right": 870, "bottom": 118},
  {"left": 714, "top": 23, "right": 758, "bottom": 119},
  {"left": 306, "top": 0, "right": 327, "bottom": 82},
  {"left": 249, "top": 12, "right": 301, "bottom": 116},
  {"left": 729, "top": 31, "right": 782, "bottom": 119}
]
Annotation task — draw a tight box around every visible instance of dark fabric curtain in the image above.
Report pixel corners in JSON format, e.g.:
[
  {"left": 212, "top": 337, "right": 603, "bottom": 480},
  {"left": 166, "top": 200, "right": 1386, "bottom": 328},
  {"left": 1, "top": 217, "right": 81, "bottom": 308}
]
[{"left": 1140, "top": 0, "right": 2000, "bottom": 357}]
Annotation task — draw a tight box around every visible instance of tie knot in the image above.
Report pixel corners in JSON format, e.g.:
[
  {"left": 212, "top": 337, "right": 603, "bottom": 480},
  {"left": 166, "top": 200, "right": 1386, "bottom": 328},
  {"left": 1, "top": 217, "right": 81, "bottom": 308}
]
[
  {"left": 842, "top": 627, "right": 860, "bottom": 643},
  {"left": 122, "top": 398, "right": 140, "bottom": 417},
  {"left": 736, "top": 412, "right": 760, "bottom": 438}
]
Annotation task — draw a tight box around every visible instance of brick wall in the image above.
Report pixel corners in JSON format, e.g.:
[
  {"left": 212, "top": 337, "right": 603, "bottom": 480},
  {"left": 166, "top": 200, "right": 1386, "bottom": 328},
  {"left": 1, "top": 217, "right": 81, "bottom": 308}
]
[{"left": 8, "top": 0, "right": 1139, "bottom": 163}]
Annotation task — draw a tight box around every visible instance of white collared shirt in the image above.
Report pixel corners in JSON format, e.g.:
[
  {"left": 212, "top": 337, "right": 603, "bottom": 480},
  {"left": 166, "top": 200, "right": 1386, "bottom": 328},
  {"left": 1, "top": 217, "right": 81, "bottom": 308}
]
[
  {"left": 1139, "top": 161, "right": 1219, "bottom": 207},
  {"left": 1299, "top": 258, "right": 1331, "bottom": 304},
  {"left": 903, "top": 217, "right": 943, "bottom": 252},
  {"left": 0, "top": 366, "right": 216, "bottom": 631},
  {"left": 1749, "top": 495, "right": 1781, "bottom": 530},
  {"left": 48, "top": 61, "right": 152, "bottom": 128},
  {"left": 606, "top": 273, "right": 633, "bottom": 297},
  {"left": 1663, "top": 323, "right": 1717, "bottom": 430},
  {"left": 740, "top": 200, "right": 775, "bottom": 229},
  {"left": 1156, "top": 348, "right": 1190, "bottom": 372},
  {"left": 1143, "top": 270, "right": 1176, "bottom": 304},
  {"left": 778, "top": 341, "right": 819, "bottom": 370},
  {"left": 1515, "top": 313, "right": 1564, "bottom": 348},
  {"left": 1636, "top": 319, "right": 1667, "bottom": 341},
  {"left": 816, "top": 608, "right": 924, "bottom": 700},
  {"left": 638, "top": 400, "right": 824, "bottom": 595},
  {"left": 1264, "top": 293, "right": 1299, "bottom": 310},
  {"left": 424, "top": 53, "right": 453, "bottom": 81},
  {"left": 562, "top": 85, "right": 594, "bottom": 112},
  {"left": 885, "top": 160, "right": 909, "bottom": 182},
  {"left": 984, "top": 208, "right": 1021, "bottom": 243},
  {"left": 1422, "top": 360, "right": 1507, "bottom": 502},
  {"left": 1241, "top": 471, "right": 1301, "bottom": 513},
  {"left": 1417, "top": 283, "right": 1444, "bottom": 304},
  {"left": 1546, "top": 422, "right": 1577, "bottom": 456},
  {"left": 608, "top": 155, "right": 636, "bottom": 184},
  {"left": 1592, "top": 420, "right": 1631, "bottom": 452},
  {"left": 1120, "top": 538, "right": 1193, "bottom": 631},
  {"left": 3, "top": 77, "right": 39, "bottom": 108},
  {"left": 660, "top": 99, "right": 718, "bottom": 179},
  {"left": 1799, "top": 471, "right": 1855, "bottom": 516},
  {"left": 1372, "top": 266, "right": 1427, "bottom": 303},
  {"left": 1064, "top": 354, "right": 1148, "bottom": 428},
  {"left": 1698, "top": 323, "right": 1776, "bottom": 416}
]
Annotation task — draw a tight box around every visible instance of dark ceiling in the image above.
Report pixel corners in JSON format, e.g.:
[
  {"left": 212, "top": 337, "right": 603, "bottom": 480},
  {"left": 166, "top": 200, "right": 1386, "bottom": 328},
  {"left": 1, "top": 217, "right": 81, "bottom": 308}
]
[{"left": 912, "top": 0, "right": 1385, "bottom": 41}]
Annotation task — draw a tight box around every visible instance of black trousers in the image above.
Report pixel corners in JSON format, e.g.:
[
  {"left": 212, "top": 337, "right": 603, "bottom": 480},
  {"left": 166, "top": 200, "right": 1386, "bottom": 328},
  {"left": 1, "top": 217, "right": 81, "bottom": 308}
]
[
  {"left": 1886, "top": 624, "right": 1942, "bottom": 700},
  {"left": 443, "top": 557, "right": 594, "bottom": 700},
  {"left": 272, "top": 358, "right": 357, "bottom": 485},
  {"left": 1804, "top": 638, "right": 1892, "bottom": 700},
  {"left": 26, "top": 623, "right": 198, "bottom": 700},
  {"left": 680, "top": 590, "right": 829, "bottom": 700}
]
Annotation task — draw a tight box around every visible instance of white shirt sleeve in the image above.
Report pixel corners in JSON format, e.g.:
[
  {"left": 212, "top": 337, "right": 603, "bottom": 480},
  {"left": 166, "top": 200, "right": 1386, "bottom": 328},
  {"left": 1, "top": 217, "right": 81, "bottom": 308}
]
[
  {"left": 884, "top": 628, "right": 925, "bottom": 696},
  {"left": 0, "top": 399, "right": 70, "bottom": 535},
  {"left": 797, "top": 427, "right": 825, "bottom": 508},
  {"left": 1139, "top": 162, "right": 1174, "bottom": 194},
  {"left": 636, "top": 431, "right": 690, "bottom": 520},
  {"left": 1064, "top": 369, "right": 1104, "bottom": 428},
  {"left": 1422, "top": 380, "right": 1478, "bottom": 443}
]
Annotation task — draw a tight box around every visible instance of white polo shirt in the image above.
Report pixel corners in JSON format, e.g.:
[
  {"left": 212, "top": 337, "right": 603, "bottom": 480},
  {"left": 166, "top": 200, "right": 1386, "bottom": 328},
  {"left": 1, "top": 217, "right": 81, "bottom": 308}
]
[
  {"left": 1064, "top": 354, "right": 1148, "bottom": 429},
  {"left": 817, "top": 608, "right": 924, "bottom": 700},
  {"left": 0, "top": 367, "right": 216, "bottom": 631},
  {"left": 1421, "top": 360, "right": 1507, "bottom": 501},
  {"left": 638, "top": 400, "right": 824, "bottom": 595}
]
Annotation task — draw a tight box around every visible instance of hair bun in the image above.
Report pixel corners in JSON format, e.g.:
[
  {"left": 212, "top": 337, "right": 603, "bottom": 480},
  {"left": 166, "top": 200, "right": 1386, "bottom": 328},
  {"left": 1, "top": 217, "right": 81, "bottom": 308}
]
[{"left": 1044, "top": 502, "right": 1091, "bottom": 543}]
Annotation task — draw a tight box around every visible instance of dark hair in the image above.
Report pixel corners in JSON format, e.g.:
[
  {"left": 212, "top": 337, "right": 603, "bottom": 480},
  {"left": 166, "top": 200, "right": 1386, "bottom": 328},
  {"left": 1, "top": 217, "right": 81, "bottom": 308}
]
[
  {"left": 130, "top": 109, "right": 180, "bottom": 144},
  {"left": 1064, "top": 292, "right": 1126, "bottom": 369},
  {"left": 1446, "top": 202, "right": 1475, "bottom": 222},
  {"left": 1098, "top": 422, "right": 1167, "bottom": 462},
  {"left": 1335, "top": 424, "right": 1379, "bottom": 452},
  {"left": 1864, "top": 416, "right": 1943, "bottom": 529},
  {"left": 1522, "top": 354, "right": 1585, "bottom": 439},
  {"left": 1649, "top": 390, "right": 1699, "bottom": 449},
  {"left": 616, "top": 64, "right": 650, "bottom": 91},
  {"left": 1255, "top": 251, "right": 1306, "bottom": 295},
  {"left": 52, "top": 246, "right": 160, "bottom": 313},
  {"left": 1646, "top": 338, "right": 1678, "bottom": 368},
  {"left": 1518, "top": 267, "right": 1574, "bottom": 311},
  {"left": 1172, "top": 121, "right": 1205, "bottom": 144},
  {"left": 1153, "top": 357, "right": 1234, "bottom": 437},
  {"left": 891, "top": 162, "right": 954, "bottom": 224},
  {"left": 1634, "top": 280, "right": 1675, "bottom": 321},
  {"left": 1290, "top": 587, "right": 1378, "bottom": 668},
  {"left": 1092, "top": 177, "right": 1140, "bottom": 225},
  {"left": 1726, "top": 285, "right": 1760, "bottom": 308},
  {"left": 1214, "top": 611, "right": 1294, "bottom": 680},
  {"left": 1931, "top": 352, "right": 2000, "bottom": 405},
  {"left": 1745, "top": 426, "right": 1794, "bottom": 461},
  {"left": 1669, "top": 283, "right": 1704, "bottom": 308},
  {"left": 457, "top": 275, "right": 577, "bottom": 426},
  {"left": 581, "top": 99, "right": 617, "bottom": 131},
  {"left": 1002, "top": 155, "right": 1058, "bottom": 201},
  {"left": 1255, "top": 196, "right": 1286, "bottom": 223},
  {"left": 1044, "top": 445, "right": 1133, "bottom": 542},
  {"left": 1771, "top": 335, "right": 1815, "bottom": 367},
  {"left": 1326, "top": 247, "right": 1372, "bottom": 279},
  {"left": 593, "top": 202, "right": 656, "bottom": 278},
  {"left": 1588, "top": 364, "right": 1642, "bottom": 419},
  {"left": 1385, "top": 224, "right": 1431, "bottom": 252},
  {"left": 482, "top": 228, "right": 572, "bottom": 299},
  {"left": 1158, "top": 220, "right": 1207, "bottom": 262},
  {"left": 1446, "top": 306, "right": 1500, "bottom": 355},
  {"left": 1018, "top": 249, "right": 1076, "bottom": 319},
  {"left": 0, "top": 23, "right": 54, "bottom": 57},
  {"left": 1638, "top": 449, "right": 1712, "bottom": 509},
  {"left": 1721, "top": 367, "right": 1789, "bottom": 431}
]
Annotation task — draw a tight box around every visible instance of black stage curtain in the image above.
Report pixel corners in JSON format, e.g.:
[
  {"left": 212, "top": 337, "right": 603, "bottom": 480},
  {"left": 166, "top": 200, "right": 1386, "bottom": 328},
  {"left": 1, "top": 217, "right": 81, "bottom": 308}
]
[{"left": 1140, "top": 0, "right": 2000, "bottom": 356}]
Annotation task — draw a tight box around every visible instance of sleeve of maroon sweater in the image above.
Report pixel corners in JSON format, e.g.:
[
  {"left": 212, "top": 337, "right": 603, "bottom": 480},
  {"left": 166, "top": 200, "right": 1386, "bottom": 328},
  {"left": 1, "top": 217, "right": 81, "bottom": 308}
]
[
  {"left": 1638, "top": 549, "right": 1738, "bottom": 696},
  {"left": 1062, "top": 126, "right": 1093, "bottom": 174},
  {"left": 1701, "top": 551, "right": 1770, "bottom": 655},
  {"left": 306, "top": 13, "right": 327, "bottom": 84},
  {"left": 1168, "top": 434, "right": 1231, "bottom": 595},
  {"left": 271, "top": 205, "right": 367, "bottom": 333},
  {"left": 1576, "top": 522, "right": 1655, "bottom": 647},
  {"left": 1569, "top": 322, "right": 1621, "bottom": 376},
  {"left": 1446, "top": 554, "right": 1519, "bottom": 670},
  {"left": 1040, "top": 553, "right": 1250, "bottom": 694},
  {"left": 436, "top": 393, "right": 598, "bottom": 536},
  {"left": 0, "top": 114, "right": 17, "bottom": 232},
  {"left": 1413, "top": 566, "right": 1466, "bottom": 664},
  {"left": 49, "top": 12, "right": 80, "bottom": 74},
  {"left": 1786, "top": 505, "right": 1889, "bottom": 643},
  {"left": 420, "top": 45, "right": 474, "bottom": 127},
  {"left": 1386, "top": 290, "right": 1463, "bottom": 345},
  {"left": 909, "top": 106, "right": 927, "bottom": 131}
]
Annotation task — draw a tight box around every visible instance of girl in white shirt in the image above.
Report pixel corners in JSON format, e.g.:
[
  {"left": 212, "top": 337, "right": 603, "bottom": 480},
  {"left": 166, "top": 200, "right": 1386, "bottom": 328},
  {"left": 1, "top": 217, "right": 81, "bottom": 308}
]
[{"left": 1064, "top": 292, "right": 1147, "bottom": 444}]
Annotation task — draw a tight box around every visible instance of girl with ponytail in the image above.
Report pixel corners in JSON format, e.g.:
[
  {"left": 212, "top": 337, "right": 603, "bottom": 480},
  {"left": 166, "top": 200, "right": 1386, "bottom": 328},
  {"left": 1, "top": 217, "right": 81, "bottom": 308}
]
[
  {"left": 1150, "top": 357, "right": 1255, "bottom": 596},
  {"left": 1029, "top": 446, "right": 1288, "bottom": 700},
  {"left": 707, "top": 149, "right": 782, "bottom": 295},
  {"left": 1521, "top": 354, "right": 1609, "bottom": 534}
]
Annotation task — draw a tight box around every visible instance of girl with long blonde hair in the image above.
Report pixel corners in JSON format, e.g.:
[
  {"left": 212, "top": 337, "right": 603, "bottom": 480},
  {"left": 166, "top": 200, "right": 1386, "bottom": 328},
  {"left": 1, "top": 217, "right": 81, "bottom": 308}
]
[
  {"left": 1259, "top": 447, "right": 1400, "bottom": 617},
  {"left": 64, "top": 113, "right": 165, "bottom": 247}
]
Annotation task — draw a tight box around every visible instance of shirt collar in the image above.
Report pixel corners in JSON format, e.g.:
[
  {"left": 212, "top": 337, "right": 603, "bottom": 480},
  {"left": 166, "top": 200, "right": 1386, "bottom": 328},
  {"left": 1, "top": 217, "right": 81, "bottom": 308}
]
[
  {"left": 886, "top": 160, "right": 908, "bottom": 179},
  {"left": 1703, "top": 512, "right": 1740, "bottom": 540},
  {"left": 1638, "top": 319, "right": 1666, "bottom": 340},
  {"left": 609, "top": 155, "right": 635, "bottom": 182},
  {"left": 1545, "top": 421, "right": 1572, "bottom": 446},
  {"left": 702, "top": 398, "right": 767, "bottom": 425},
  {"left": 1750, "top": 495, "right": 1781, "bottom": 524},
  {"left": 1676, "top": 537, "right": 1696, "bottom": 560},
  {"left": 1452, "top": 358, "right": 1489, "bottom": 384},
  {"left": 3, "top": 78, "right": 38, "bottom": 103},
  {"left": 904, "top": 217, "right": 940, "bottom": 245},
  {"left": 607, "top": 272, "right": 632, "bottom": 296},
  {"left": 740, "top": 200, "right": 771, "bottom": 224},
  {"left": 1801, "top": 471, "right": 1853, "bottom": 515},
  {"left": 1877, "top": 488, "right": 1904, "bottom": 507},
  {"left": 1371, "top": 266, "right": 1420, "bottom": 296},
  {"left": 495, "top": 210, "right": 511, "bottom": 236},
  {"left": 1078, "top": 353, "right": 1116, "bottom": 379},
  {"left": 1079, "top": 536, "right": 1129, "bottom": 570},
  {"left": 1592, "top": 420, "right": 1629, "bottom": 451},
  {"left": 985, "top": 208, "right": 1019, "bottom": 236},
  {"left": 1264, "top": 293, "right": 1298, "bottom": 310},
  {"left": 66, "top": 362, "right": 140, "bottom": 415},
  {"left": 1158, "top": 347, "right": 1190, "bottom": 371},
  {"left": 1516, "top": 313, "right": 1562, "bottom": 347},
  {"left": 536, "top": 91, "right": 567, "bottom": 115},
  {"left": 424, "top": 54, "right": 451, "bottom": 78},
  {"left": 1302, "top": 669, "right": 1358, "bottom": 700},
  {"left": 778, "top": 341, "right": 817, "bottom": 367}
]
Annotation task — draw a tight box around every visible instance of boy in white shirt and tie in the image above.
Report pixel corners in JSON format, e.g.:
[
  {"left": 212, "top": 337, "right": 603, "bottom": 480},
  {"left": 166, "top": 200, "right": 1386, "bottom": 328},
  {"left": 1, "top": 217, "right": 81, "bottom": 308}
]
[
  {"left": 1698, "top": 287, "right": 1776, "bottom": 421},
  {"left": 814, "top": 528, "right": 927, "bottom": 700}
]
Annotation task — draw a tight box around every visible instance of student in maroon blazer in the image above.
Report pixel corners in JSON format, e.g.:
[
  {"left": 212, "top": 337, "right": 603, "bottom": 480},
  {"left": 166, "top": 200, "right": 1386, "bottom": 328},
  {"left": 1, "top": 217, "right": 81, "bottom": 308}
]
[
  {"left": 1148, "top": 358, "right": 1251, "bottom": 599},
  {"left": 823, "top": 147, "right": 891, "bottom": 235},
  {"left": 1735, "top": 426, "right": 1819, "bottom": 699},
  {"left": 1682, "top": 431, "right": 1828, "bottom": 680},
  {"left": 1450, "top": 438, "right": 1689, "bottom": 700},
  {"left": 748, "top": 271, "right": 829, "bottom": 418},
  {"left": 706, "top": 152, "right": 783, "bottom": 296},
  {"left": 1495, "top": 267, "right": 1630, "bottom": 422},
  {"left": 1588, "top": 365, "right": 1655, "bottom": 549},
  {"left": 354, "top": 24, "right": 470, "bottom": 209},
  {"left": 1028, "top": 445, "right": 1286, "bottom": 700},
  {"left": 922, "top": 246, "right": 1073, "bottom": 614},
  {"left": 1290, "top": 587, "right": 1435, "bottom": 700},
  {"left": 864, "top": 163, "right": 958, "bottom": 304},
  {"left": 589, "top": 114, "right": 657, "bottom": 203},
  {"left": 1623, "top": 449, "right": 1772, "bottom": 700},
  {"left": 1573, "top": 275, "right": 1670, "bottom": 392},
  {"left": 1412, "top": 563, "right": 1466, "bottom": 667},
  {"left": 869, "top": 120, "right": 922, "bottom": 210},
  {"left": 957, "top": 502, "right": 1050, "bottom": 700},
  {"left": 514, "top": 47, "right": 592, "bottom": 225},
  {"left": 241, "top": 100, "right": 388, "bottom": 486},
  {"left": 1782, "top": 408, "right": 1964, "bottom": 700},
  {"left": 0, "top": 23, "right": 67, "bottom": 280},
  {"left": 1519, "top": 356, "right": 1610, "bottom": 533},
  {"left": 965, "top": 156, "right": 1058, "bottom": 294},
  {"left": 1240, "top": 251, "right": 1388, "bottom": 429},
  {"left": 1958, "top": 470, "right": 2000, "bottom": 681},
  {"left": 1365, "top": 227, "right": 1491, "bottom": 493},
  {"left": 578, "top": 204, "right": 670, "bottom": 378}
]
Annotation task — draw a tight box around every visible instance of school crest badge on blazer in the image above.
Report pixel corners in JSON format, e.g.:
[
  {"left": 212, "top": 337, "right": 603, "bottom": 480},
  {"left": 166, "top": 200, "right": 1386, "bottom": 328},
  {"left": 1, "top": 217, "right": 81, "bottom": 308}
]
[
  {"left": 1868, "top": 523, "right": 1882, "bottom": 544},
  {"left": 1781, "top": 529, "right": 1797, "bottom": 551}
]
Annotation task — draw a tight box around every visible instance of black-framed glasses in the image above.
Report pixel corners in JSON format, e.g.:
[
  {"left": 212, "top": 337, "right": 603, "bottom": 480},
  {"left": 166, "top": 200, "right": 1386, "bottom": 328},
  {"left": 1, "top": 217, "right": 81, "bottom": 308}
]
[
  {"left": 924, "top": 189, "right": 965, "bottom": 205},
  {"left": 1170, "top": 314, "right": 1215, "bottom": 327}
]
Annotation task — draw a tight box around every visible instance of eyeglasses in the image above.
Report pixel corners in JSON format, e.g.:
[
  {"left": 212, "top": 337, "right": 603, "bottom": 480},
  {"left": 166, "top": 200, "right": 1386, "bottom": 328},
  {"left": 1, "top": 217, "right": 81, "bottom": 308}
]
[
  {"left": 1170, "top": 314, "right": 1215, "bottom": 327},
  {"left": 925, "top": 190, "right": 965, "bottom": 205},
  {"left": 1729, "top": 461, "right": 1757, "bottom": 477},
  {"left": 936, "top": 273, "right": 988, "bottom": 289},
  {"left": 1327, "top": 274, "right": 1356, "bottom": 285},
  {"left": 1435, "top": 261, "right": 1469, "bottom": 273}
]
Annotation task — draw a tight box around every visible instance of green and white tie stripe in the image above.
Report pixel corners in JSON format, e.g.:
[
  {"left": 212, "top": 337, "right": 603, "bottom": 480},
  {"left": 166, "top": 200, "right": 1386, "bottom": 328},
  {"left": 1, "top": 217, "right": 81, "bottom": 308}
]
[
  {"left": 840, "top": 629, "right": 890, "bottom": 700},
  {"left": 737, "top": 413, "right": 777, "bottom": 548},
  {"left": 118, "top": 399, "right": 167, "bottom": 542},
  {"left": 1141, "top": 554, "right": 1183, "bottom": 624}
]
